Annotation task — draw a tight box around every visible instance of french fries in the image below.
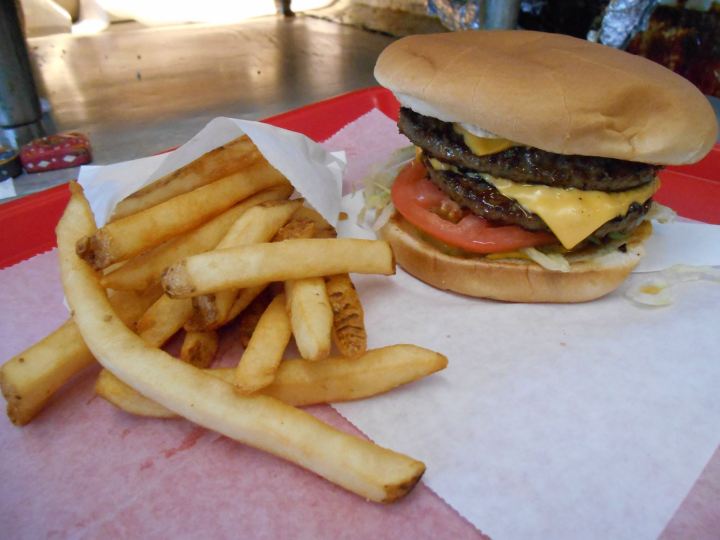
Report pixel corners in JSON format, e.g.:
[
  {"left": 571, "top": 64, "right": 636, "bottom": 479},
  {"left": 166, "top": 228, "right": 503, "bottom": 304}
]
[
  {"left": 4, "top": 132, "right": 449, "bottom": 505},
  {"left": 235, "top": 293, "right": 292, "bottom": 394},
  {"left": 101, "top": 186, "right": 292, "bottom": 291},
  {"left": 59, "top": 184, "right": 425, "bottom": 503},
  {"left": 162, "top": 238, "right": 395, "bottom": 297},
  {"left": 325, "top": 274, "right": 367, "bottom": 357},
  {"left": 111, "top": 136, "right": 261, "bottom": 220},
  {"left": 0, "top": 286, "right": 161, "bottom": 425},
  {"left": 285, "top": 278, "right": 333, "bottom": 361},
  {"left": 76, "top": 161, "right": 290, "bottom": 270},
  {"left": 97, "top": 345, "right": 448, "bottom": 418},
  {"left": 180, "top": 330, "right": 219, "bottom": 368},
  {"left": 186, "top": 200, "right": 301, "bottom": 330}
]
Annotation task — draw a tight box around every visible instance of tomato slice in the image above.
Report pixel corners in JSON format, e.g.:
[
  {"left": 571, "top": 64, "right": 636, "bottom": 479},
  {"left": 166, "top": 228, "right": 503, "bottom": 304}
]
[{"left": 390, "top": 161, "right": 555, "bottom": 254}]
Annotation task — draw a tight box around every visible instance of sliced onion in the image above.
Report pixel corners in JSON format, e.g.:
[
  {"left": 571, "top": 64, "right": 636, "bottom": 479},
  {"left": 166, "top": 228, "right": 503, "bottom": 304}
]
[
  {"left": 626, "top": 265, "right": 720, "bottom": 307},
  {"left": 521, "top": 247, "right": 571, "bottom": 273}
]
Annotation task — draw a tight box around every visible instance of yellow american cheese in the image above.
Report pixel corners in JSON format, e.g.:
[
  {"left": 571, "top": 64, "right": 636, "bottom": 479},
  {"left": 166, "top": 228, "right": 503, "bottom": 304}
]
[
  {"left": 452, "top": 125, "right": 514, "bottom": 155},
  {"left": 427, "top": 157, "right": 458, "bottom": 172},
  {"left": 484, "top": 176, "right": 660, "bottom": 249}
]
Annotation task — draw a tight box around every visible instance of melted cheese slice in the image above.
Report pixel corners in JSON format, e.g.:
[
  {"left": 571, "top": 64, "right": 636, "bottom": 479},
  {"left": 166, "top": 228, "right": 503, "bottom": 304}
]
[
  {"left": 484, "top": 175, "right": 660, "bottom": 249},
  {"left": 428, "top": 157, "right": 458, "bottom": 172},
  {"left": 452, "top": 125, "right": 514, "bottom": 156}
]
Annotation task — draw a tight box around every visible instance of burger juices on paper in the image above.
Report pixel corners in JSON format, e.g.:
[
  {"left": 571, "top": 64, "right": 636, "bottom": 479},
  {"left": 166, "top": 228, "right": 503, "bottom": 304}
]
[{"left": 374, "top": 31, "right": 718, "bottom": 302}]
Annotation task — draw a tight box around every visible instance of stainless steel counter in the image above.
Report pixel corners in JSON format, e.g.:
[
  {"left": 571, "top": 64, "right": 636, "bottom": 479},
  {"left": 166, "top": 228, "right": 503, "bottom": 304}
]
[
  {"left": 13, "top": 15, "right": 394, "bottom": 197},
  {"left": 10, "top": 15, "right": 720, "bottom": 199}
]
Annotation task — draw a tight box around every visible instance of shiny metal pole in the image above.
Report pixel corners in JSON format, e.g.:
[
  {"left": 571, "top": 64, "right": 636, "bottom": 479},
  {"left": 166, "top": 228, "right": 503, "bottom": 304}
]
[{"left": 0, "top": 0, "right": 46, "bottom": 148}]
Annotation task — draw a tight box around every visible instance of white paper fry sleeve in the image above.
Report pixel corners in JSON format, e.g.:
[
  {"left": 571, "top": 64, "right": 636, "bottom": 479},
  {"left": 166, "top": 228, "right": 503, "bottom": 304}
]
[{"left": 78, "top": 116, "right": 345, "bottom": 227}]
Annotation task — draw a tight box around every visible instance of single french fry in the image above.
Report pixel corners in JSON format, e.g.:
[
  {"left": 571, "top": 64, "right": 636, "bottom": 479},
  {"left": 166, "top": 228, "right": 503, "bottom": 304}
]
[
  {"left": 76, "top": 161, "right": 290, "bottom": 270},
  {"left": 96, "top": 344, "right": 448, "bottom": 417},
  {"left": 59, "top": 184, "right": 424, "bottom": 503},
  {"left": 111, "top": 136, "right": 260, "bottom": 220},
  {"left": 217, "top": 200, "right": 303, "bottom": 249},
  {"left": 325, "top": 274, "right": 367, "bottom": 358},
  {"left": 187, "top": 200, "right": 301, "bottom": 330},
  {"left": 101, "top": 186, "right": 292, "bottom": 291},
  {"left": 285, "top": 278, "right": 333, "bottom": 361},
  {"left": 163, "top": 239, "right": 395, "bottom": 298},
  {"left": 262, "top": 345, "right": 447, "bottom": 406},
  {"left": 96, "top": 369, "right": 176, "bottom": 419},
  {"left": 180, "top": 330, "right": 219, "bottom": 369},
  {"left": 235, "top": 293, "right": 292, "bottom": 394},
  {"left": 0, "top": 284, "right": 161, "bottom": 426},
  {"left": 236, "top": 288, "right": 274, "bottom": 348},
  {"left": 136, "top": 294, "right": 194, "bottom": 348},
  {"left": 1, "top": 321, "right": 95, "bottom": 426}
]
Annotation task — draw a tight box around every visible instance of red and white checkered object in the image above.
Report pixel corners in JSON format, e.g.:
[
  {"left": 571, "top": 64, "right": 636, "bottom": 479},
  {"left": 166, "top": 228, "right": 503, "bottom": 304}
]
[{"left": 20, "top": 132, "right": 92, "bottom": 173}]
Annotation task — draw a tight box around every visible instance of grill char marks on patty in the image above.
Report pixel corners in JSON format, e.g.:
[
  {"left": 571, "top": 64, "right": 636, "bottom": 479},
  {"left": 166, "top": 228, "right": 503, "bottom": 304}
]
[
  {"left": 399, "top": 108, "right": 661, "bottom": 192},
  {"left": 423, "top": 155, "right": 652, "bottom": 242}
]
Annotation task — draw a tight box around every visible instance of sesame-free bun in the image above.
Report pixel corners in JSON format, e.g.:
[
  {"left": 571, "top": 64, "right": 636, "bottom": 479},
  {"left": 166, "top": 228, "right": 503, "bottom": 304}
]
[
  {"left": 380, "top": 215, "right": 652, "bottom": 303},
  {"left": 375, "top": 30, "right": 718, "bottom": 165}
]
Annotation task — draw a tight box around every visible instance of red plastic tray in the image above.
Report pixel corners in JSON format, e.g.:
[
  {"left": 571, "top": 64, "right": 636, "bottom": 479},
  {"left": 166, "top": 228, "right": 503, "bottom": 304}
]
[{"left": 0, "top": 86, "right": 717, "bottom": 269}]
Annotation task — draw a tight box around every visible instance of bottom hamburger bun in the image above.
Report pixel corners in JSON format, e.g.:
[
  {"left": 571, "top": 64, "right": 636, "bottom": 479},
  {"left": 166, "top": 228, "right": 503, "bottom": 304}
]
[{"left": 380, "top": 214, "right": 653, "bottom": 303}]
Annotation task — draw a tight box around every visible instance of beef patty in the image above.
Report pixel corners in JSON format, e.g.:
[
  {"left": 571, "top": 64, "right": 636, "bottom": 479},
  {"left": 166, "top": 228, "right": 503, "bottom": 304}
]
[
  {"left": 423, "top": 156, "right": 652, "bottom": 241},
  {"left": 399, "top": 108, "right": 660, "bottom": 192}
]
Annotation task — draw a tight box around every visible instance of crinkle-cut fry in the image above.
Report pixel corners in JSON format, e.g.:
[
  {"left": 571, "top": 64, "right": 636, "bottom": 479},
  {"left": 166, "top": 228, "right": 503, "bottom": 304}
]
[
  {"left": 235, "top": 293, "right": 292, "bottom": 394},
  {"left": 59, "top": 183, "right": 424, "bottom": 503},
  {"left": 236, "top": 288, "right": 274, "bottom": 348},
  {"left": 162, "top": 238, "right": 395, "bottom": 298},
  {"left": 325, "top": 274, "right": 367, "bottom": 358},
  {"left": 101, "top": 186, "right": 292, "bottom": 291},
  {"left": 111, "top": 135, "right": 260, "bottom": 220},
  {"left": 180, "top": 330, "right": 219, "bottom": 369},
  {"left": 97, "top": 344, "right": 448, "bottom": 417},
  {"left": 0, "top": 284, "right": 161, "bottom": 426},
  {"left": 76, "top": 161, "right": 290, "bottom": 270},
  {"left": 186, "top": 200, "right": 301, "bottom": 331},
  {"left": 285, "top": 278, "right": 333, "bottom": 361},
  {"left": 136, "top": 294, "right": 194, "bottom": 348}
]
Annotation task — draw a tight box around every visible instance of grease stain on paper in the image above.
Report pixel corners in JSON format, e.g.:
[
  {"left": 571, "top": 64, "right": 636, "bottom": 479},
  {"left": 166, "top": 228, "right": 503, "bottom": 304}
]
[{"left": 161, "top": 427, "right": 206, "bottom": 459}]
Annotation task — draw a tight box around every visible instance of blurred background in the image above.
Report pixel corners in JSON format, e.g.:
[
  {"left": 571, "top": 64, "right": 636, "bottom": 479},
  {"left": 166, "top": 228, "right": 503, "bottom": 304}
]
[{"left": 1, "top": 0, "right": 719, "bottom": 197}]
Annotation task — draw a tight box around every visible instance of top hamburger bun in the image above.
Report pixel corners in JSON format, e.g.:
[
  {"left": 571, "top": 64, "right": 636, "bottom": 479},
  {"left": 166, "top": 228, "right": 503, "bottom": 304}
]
[{"left": 375, "top": 30, "right": 718, "bottom": 165}]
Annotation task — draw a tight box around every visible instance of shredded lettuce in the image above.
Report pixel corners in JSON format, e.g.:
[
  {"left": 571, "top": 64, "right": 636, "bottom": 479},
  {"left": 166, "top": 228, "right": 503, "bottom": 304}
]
[
  {"left": 646, "top": 201, "right": 677, "bottom": 224},
  {"left": 357, "top": 146, "right": 415, "bottom": 229}
]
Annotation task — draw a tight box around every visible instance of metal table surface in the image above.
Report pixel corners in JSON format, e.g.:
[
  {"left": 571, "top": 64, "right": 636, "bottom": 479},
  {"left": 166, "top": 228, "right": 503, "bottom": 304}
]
[
  {"left": 12, "top": 15, "right": 394, "bottom": 198},
  {"left": 10, "top": 15, "right": 720, "bottom": 199}
]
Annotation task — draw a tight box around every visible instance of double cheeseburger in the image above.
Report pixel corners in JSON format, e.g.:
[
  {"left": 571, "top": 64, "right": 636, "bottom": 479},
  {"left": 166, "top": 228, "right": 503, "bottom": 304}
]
[{"left": 374, "top": 30, "right": 717, "bottom": 303}]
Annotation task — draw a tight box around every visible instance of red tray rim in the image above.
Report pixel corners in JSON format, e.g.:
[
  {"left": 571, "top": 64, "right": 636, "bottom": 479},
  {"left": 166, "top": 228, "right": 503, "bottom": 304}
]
[{"left": 1, "top": 86, "right": 718, "bottom": 270}]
